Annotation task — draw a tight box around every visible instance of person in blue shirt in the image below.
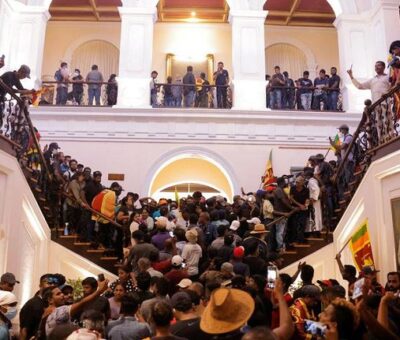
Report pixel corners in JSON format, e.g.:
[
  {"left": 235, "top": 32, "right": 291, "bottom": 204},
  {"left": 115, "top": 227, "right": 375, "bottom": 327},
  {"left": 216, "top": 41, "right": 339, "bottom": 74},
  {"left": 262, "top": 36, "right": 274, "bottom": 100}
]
[
  {"left": 298, "top": 71, "right": 313, "bottom": 110},
  {"left": 213, "top": 61, "right": 229, "bottom": 108},
  {"left": 313, "top": 69, "right": 329, "bottom": 110}
]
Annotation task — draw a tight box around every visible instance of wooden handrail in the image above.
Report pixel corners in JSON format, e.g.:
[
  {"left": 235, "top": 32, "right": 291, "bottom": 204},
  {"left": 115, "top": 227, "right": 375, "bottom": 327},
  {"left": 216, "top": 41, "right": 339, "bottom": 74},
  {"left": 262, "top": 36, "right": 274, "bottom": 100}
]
[
  {"left": 62, "top": 191, "right": 123, "bottom": 229},
  {"left": 367, "top": 83, "right": 400, "bottom": 112},
  {"left": 0, "top": 79, "right": 53, "bottom": 181}
]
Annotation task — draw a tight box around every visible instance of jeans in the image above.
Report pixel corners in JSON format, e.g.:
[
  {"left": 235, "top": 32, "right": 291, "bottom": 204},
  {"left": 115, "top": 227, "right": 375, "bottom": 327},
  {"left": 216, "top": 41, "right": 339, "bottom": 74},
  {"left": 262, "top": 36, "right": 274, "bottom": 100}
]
[
  {"left": 151, "top": 91, "right": 158, "bottom": 107},
  {"left": 184, "top": 91, "right": 195, "bottom": 107},
  {"left": 275, "top": 217, "right": 287, "bottom": 250},
  {"left": 56, "top": 86, "right": 68, "bottom": 105},
  {"left": 98, "top": 222, "right": 113, "bottom": 249},
  {"left": 88, "top": 87, "right": 101, "bottom": 106},
  {"left": 173, "top": 96, "right": 182, "bottom": 107},
  {"left": 73, "top": 90, "right": 83, "bottom": 105},
  {"left": 270, "top": 89, "right": 282, "bottom": 109},
  {"left": 312, "top": 94, "right": 327, "bottom": 110},
  {"left": 217, "top": 87, "right": 227, "bottom": 108},
  {"left": 300, "top": 93, "right": 312, "bottom": 110},
  {"left": 164, "top": 95, "right": 174, "bottom": 107},
  {"left": 293, "top": 211, "right": 308, "bottom": 243},
  {"left": 327, "top": 91, "right": 339, "bottom": 111}
]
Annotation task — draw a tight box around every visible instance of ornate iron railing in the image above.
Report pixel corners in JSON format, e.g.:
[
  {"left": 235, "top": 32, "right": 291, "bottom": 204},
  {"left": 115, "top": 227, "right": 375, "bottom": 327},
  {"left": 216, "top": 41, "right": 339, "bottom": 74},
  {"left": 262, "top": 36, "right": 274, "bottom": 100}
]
[{"left": 332, "top": 83, "right": 400, "bottom": 219}]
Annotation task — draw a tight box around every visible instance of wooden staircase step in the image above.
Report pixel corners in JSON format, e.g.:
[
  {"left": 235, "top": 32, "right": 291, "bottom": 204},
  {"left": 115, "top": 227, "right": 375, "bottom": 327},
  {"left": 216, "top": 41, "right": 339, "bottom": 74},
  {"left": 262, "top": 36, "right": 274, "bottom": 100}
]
[
  {"left": 59, "top": 235, "right": 78, "bottom": 239},
  {"left": 29, "top": 177, "right": 38, "bottom": 184},
  {"left": 34, "top": 187, "right": 42, "bottom": 193},
  {"left": 282, "top": 250, "right": 297, "bottom": 254},
  {"left": 73, "top": 242, "right": 91, "bottom": 246},
  {"left": 87, "top": 249, "right": 105, "bottom": 253},
  {"left": 39, "top": 197, "right": 46, "bottom": 202},
  {"left": 114, "top": 263, "right": 124, "bottom": 268},
  {"left": 293, "top": 243, "right": 312, "bottom": 248},
  {"left": 305, "top": 237, "right": 324, "bottom": 241},
  {"left": 100, "top": 256, "right": 118, "bottom": 261}
]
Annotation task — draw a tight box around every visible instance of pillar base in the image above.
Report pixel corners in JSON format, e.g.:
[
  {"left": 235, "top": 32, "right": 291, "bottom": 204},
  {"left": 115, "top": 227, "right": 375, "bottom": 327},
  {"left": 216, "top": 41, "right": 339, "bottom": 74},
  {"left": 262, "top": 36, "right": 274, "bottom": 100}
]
[
  {"left": 342, "top": 84, "right": 370, "bottom": 113},
  {"left": 231, "top": 79, "right": 267, "bottom": 111},
  {"left": 115, "top": 77, "right": 152, "bottom": 108}
]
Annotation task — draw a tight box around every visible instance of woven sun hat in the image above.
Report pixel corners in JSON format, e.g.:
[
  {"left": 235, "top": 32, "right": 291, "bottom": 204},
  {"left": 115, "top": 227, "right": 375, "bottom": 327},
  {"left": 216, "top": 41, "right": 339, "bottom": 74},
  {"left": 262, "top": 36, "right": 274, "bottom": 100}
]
[
  {"left": 250, "top": 224, "right": 268, "bottom": 234},
  {"left": 200, "top": 287, "right": 254, "bottom": 334},
  {"left": 185, "top": 228, "right": 198, "bottom": 243}
]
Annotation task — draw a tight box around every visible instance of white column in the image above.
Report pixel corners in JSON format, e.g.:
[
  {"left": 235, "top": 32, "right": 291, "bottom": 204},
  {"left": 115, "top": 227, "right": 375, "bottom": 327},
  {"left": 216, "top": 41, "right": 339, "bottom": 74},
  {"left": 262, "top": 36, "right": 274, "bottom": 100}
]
[
  {"left": 116, "top": 1, "right": 158, "bottom": 108},
  {"left": 335, "top": 0, "right": 400, "bottom": 112},
  {"left": 0, "top": 0, "right": 50, "bottom": 85},
  {"left": 227, "top": 0, "right": 268, "bottom": 110}
]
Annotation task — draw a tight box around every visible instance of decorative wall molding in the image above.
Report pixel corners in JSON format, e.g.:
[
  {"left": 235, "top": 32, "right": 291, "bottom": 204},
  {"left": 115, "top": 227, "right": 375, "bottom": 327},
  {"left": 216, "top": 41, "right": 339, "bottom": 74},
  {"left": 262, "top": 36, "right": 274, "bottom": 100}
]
[{"left": 31, "top": 107, "right": 361, "bottom": 146}]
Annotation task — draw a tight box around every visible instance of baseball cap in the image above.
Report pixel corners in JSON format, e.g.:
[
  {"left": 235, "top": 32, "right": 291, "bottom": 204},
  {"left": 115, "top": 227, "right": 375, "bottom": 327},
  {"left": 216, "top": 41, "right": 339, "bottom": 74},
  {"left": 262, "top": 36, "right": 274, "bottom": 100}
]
[
  {"left": 0, "top": 272, "right": 19, "bottom": 285},
  {"left": 338, "top": 124, "right": 349, "bottom": 130},
  {"left": 110, "top": 182, "right": 123, "bottom": 191},
  {"left": 93, "top": 171, "right": 102, "bottom": 177},
  {"left": 230, "top": 220, "right": 240, "bottom": 231},
  {"left": 361, "top": 265, "right": 380, "bottom": 276},
  {"left": 246, "top": 217, "right": 261, "bottom": 225},
  {"left": 177, "top": 278, "right": 192, "bottom": 289},
  {"left": 171, "top": 255, "right": 183, "bottom": 267},
  {"left": 233, "top": 246, "right": 245, "bottom": 258},
  {"left": 170, "top": 292, "right": 192, "bottom": 311},
  {"left": 49, "top": 142, "right": 60, "bottom": 149},
  {"left": 18, "top": 64, "right": 31, "bottom": 78}
]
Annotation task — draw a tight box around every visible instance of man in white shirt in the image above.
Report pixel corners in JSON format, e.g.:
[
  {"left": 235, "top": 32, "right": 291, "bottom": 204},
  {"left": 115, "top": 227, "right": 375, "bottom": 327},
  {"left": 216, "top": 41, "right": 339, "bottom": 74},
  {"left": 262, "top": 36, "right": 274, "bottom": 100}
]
[{"left": 347, "top": 61, "right": 390, "bottom": 103}]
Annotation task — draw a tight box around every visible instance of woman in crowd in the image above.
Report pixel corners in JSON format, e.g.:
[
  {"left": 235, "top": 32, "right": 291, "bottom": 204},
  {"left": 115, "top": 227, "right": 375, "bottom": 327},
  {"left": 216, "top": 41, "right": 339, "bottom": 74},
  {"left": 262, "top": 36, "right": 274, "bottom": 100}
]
[
  {"left": 108, "top": 265, "right": 136, "bottom": 295},
  {"left": 108, "top": 283, "right": 125, "bottom": 320}
]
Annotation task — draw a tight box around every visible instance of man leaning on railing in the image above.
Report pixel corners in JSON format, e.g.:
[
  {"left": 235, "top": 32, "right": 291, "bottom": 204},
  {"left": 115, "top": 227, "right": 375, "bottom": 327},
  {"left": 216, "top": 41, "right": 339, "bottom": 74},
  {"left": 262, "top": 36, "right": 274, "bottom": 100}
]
[{"left": 0, "top": 65, "right": 35, "bottom": 103}]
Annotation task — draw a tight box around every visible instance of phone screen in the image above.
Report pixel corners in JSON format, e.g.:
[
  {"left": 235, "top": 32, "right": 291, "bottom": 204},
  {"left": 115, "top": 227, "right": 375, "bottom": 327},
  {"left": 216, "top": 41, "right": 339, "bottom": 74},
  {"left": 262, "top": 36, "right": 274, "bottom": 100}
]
[
  {"left": 304, "top": 320, "right": 326, "bottom": 336},
  {"left": 352, "top": 277, "right": 365, "bottom": 300},
  {"left": 267, "top": 266, "right": 278, "bottom": 288},
  {"left": 169, "top": 231, "right": 174, "bottom": 237}
]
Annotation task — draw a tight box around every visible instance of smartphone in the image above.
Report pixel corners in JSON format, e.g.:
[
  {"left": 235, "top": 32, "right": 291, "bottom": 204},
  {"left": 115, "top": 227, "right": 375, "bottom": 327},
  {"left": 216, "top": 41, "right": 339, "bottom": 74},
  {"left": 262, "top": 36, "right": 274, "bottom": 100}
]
[
  {"left": 181, "top": 263, "right": 186, "bottom": 268},
  {"left": 169, "top": 231, "right": 174, "bottom": 237},
  {"left": 352, "top": 277, "right": 365, "bottom": 300},
  {"left": 98, "top": 273, "right": 105, "bottom": 282},
  {"left": 267, "top": 265, "right": 278, "bottom": 288},
  {"left": 304, "top": 320, "right": 326, "bottom": 336}
]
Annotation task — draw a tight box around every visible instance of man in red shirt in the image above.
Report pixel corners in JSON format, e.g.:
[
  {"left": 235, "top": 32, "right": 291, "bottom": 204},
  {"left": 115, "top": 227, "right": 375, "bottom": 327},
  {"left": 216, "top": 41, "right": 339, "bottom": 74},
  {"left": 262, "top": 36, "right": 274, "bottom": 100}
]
[{"left": 164, "top": 255, "right": 189, "bottom": 296}]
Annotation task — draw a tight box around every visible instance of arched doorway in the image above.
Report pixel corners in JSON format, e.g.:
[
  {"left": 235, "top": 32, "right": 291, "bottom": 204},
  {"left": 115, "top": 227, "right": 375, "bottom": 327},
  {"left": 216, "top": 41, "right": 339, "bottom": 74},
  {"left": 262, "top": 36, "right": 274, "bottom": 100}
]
[
  {"left": 265, "top": 43, "right": 308, "bottom": 80},
  {"left": 71, "top": 40, "right": 119, "bottom": 82},
  {"left": 146, "top": 150, "right": 236, "bottom": 202}
]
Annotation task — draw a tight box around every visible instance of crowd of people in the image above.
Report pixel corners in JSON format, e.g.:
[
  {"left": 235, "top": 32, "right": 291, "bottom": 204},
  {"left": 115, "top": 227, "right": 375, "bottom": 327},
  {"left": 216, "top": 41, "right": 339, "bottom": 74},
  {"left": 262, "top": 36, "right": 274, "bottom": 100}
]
[
  {"left": 151, "top": 61, "right": 230, "bottom": 109},
  {"left": 1, "top": 258, "right": 399, "bottom": 339},
  {"left": 266, "top": 66, "right": 342, "bottom": 111},
  {"left": 51, "top": 62, "right": 118, "bottom": 106}
]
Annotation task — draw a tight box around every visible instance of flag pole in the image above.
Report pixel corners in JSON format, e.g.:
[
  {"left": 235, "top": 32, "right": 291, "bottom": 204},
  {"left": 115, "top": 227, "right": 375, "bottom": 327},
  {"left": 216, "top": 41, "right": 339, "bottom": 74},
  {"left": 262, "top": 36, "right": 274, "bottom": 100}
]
[{"left": 337, "top": 237, "right": 352, "bottom": 255}]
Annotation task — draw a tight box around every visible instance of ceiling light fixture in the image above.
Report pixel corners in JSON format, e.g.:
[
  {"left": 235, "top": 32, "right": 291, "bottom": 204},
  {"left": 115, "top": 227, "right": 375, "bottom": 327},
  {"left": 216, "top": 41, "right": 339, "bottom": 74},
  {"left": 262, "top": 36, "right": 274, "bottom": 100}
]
[{"left": 191, "top": 11, "right": 196, "bottom": 17}]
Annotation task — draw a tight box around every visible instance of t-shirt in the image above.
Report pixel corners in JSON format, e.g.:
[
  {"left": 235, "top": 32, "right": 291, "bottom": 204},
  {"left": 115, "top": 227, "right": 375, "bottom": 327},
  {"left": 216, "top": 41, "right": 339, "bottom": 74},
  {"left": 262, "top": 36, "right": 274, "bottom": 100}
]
[
  {"left": 128, "top": 242, "right": 159, "bottom": 269},
  {"left": 273, "top": 187, "right": 291, "bottom": 213},
  {"left": 0, "top": 71, "right": 25, "bottom": 99},
  {"left": 271, "top": 73, "right": 284, "bottom": 88},
  {"left": 151, "top": 232, "right": 172, "bottom": 250},
  {"left": 298, "top": 78, "right": 313, "bottom": 94},
  {"left": 314, "top": 77, "right": 329, "bottom": 96},
  {"left": 328, "top": 74, "right": 341, "bottom": 91},
  {"left": 77, "top": 295, "right": 110, "bottom": 321},
  {"left": 243, "top": 256, "right": 267, "bottom": 276},
  {"left": 290, "top": 185, "right": 310, "bottom": 205},
  {"left": 107, "top": 316, "right": 151, "bottom": 340},
  {"left": 182, "top": 243, "right": 202, "bottom": 276},
  {"left": 19, "top": 295, "right": 45, "bottom": 339},
  {"left": 214, "top": 69, "right": 229, "bottom": 86},
  {"left": 86, "top": 70, "right": 104, "bottom": 89},
  {"left": 183, "top": 72, "right": 195, "bottom": 94},
  {"left": 108, "top": 297, "right": 121, "bottom": 320},
  {"left": 165, "top": 269, "right": 189, "bottom": 296},
  {"left": 341, "top": 133, "right": 353, "bottom": 161},
  {"left": 171, "top": 318, "right": 210, "bottom": 340},
  {"left": 46, "top": 305, "right": 71, "bottom": 336}
]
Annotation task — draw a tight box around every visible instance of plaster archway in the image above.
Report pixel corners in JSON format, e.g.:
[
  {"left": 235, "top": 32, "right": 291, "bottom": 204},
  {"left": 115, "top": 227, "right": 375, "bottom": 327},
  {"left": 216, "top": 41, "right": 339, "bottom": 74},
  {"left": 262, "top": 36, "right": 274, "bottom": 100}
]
[
  {"left": 265, "top": 37, "right": 317, "bottom": 77},
  {"left": 144, "top": 147, "right": 239, "bottom": 202}
]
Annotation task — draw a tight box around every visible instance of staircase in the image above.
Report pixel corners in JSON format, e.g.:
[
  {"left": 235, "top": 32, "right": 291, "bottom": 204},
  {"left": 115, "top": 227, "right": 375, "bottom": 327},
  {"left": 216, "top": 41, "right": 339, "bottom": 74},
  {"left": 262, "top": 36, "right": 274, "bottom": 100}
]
[{"left": 1, "top": 79, "right": 399, "bottom": 273}]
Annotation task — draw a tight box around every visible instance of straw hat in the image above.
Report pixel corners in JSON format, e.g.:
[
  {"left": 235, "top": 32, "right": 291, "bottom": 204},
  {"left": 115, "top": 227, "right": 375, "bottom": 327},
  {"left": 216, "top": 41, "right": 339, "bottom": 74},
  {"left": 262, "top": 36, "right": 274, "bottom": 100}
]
[
  {"left": 250, "top": 224, "right": 268, "bottom": 234},
  {"left": 185, "top": 229, "right": 198, "bottom": 243},
  {"left": 200, "top": 288, "right": 254, "bottom": 334}
]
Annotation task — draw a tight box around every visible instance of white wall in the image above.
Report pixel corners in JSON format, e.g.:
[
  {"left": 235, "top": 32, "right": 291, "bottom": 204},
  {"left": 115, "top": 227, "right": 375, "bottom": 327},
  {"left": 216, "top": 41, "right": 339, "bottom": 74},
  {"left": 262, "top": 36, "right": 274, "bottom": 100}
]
[
  {"left": 0, "top": 149, "right": 50, "bottom": 305},
  {"left": 0, "top": 149, "right": 116, "bottom": 305},
  {"left": 334, "top": 149, "right": 400, "bottom": 283},
  {"left": 29, "top": 106, "right": 361, "bottom": 199}
]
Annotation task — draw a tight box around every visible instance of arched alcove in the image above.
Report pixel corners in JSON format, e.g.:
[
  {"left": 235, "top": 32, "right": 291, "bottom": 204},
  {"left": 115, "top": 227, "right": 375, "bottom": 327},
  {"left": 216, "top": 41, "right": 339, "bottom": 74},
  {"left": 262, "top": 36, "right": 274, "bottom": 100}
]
[
  {"left": 145, "top": 147, "right": 238, "bottom": 202},
  {"left": 71, "top": 40, "right": 119, "bottom": 81},
  {"left": 265, "top": 43, "right": 308, "bottom": 80}
]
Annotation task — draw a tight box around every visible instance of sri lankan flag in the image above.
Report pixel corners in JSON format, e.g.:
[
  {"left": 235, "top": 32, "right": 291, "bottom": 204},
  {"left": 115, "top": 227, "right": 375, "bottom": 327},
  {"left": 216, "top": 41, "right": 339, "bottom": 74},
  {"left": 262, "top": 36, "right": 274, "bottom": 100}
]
[
  {"left": 349, "top": 220, "right": 375, "bottom": 271},
  {"left": 262, "top": 150, "right": 276, "bottom": 190},
  {"left": 330, "top": 134, "right": 341, "bottom": 151}
]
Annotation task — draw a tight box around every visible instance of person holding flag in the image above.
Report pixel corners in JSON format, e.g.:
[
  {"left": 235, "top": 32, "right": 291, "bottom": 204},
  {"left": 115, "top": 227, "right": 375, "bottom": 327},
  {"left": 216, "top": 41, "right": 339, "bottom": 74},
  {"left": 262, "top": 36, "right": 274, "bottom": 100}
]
[{"left": 261, "top": 150, "right": 277, "bottom": 191}]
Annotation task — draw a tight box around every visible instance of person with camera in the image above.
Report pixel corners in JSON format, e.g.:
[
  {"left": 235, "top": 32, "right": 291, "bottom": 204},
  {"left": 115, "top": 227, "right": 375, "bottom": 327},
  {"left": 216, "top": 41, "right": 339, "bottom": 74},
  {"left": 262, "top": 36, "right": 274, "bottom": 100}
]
[{"left": 347, "top": 61, "right": 390, "bottom": 103}]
